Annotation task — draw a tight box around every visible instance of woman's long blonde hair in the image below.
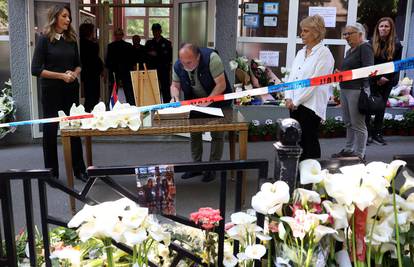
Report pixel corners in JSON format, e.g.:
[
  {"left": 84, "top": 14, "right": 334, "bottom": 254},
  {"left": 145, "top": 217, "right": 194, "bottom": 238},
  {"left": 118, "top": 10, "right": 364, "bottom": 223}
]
[
  {"left": 44, "top": 4, "right": 77, "bottom": 43},
  {"left": 372, "top": 17, "right": 396, "bottom": 60}
]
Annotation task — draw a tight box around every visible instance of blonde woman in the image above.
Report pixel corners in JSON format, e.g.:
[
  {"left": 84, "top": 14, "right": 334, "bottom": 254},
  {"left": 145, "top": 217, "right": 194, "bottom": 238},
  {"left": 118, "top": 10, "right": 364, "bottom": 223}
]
[
  {"left": 284, "top": 15, "right": 334, "bottom": 161},
  {"left": 31, "top": 4, "right": 87, "bottom": 181},
  {"left": 331, "top": 23, "right": 374, "bottom": 161}
]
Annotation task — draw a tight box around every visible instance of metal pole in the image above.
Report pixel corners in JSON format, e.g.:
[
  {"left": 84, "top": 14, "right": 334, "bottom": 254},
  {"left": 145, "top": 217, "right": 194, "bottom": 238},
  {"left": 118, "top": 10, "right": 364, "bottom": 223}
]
[
  {"left": 0, "top": 179, "right": 17, "bottom": 267},
  {"left": 274, "top": 118, "right": 302, "bottom": 194},
  {"left": 23, "top": 180, "right": 37, "bottom": 267}
]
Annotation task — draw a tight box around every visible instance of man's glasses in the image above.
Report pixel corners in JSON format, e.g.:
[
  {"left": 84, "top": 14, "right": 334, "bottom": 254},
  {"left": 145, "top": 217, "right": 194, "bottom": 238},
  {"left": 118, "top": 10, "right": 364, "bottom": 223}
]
[{"left": 342, "top": 31, "right": 357, "bottom": 37}]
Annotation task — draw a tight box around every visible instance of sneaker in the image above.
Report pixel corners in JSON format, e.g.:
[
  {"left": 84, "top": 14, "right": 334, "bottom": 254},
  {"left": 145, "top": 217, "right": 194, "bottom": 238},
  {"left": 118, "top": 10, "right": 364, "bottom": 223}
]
[
  {"left": 358, "top": 155, "right": 366, "bottom": 164},
  {"left": 331, "top": 149, "right": 355, "bottom": 158},
  {"left": 367, "top": 136, "right": 373, "bottom": 145},
  {"left": 372, "top": 134, "right": 387, "bottom": 146},
  {"left": 181, "top": 171, "right": 202, "bottom": 179},
  {"left": 201, "top": 171, "right": 216, "bottom": 183}
]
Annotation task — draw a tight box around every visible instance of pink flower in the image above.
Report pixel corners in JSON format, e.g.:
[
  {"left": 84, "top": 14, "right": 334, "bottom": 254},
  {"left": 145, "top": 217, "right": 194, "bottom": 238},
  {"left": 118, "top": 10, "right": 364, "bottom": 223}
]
[
  {"left": 225, "top": 223, "right": 235, "bottom": 231},
  {"left": 190, "top": 207, "right": 223, "bottom": 230},
  {"left": 268, "top": 221, "right": 279, "bottom": 233}
]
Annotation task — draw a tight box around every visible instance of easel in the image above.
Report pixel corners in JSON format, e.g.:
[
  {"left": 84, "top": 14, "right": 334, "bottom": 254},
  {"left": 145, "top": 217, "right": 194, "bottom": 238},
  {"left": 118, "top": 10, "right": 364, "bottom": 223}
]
[{"left": 131, "top": 64, "right": 161, "bottom": 107}]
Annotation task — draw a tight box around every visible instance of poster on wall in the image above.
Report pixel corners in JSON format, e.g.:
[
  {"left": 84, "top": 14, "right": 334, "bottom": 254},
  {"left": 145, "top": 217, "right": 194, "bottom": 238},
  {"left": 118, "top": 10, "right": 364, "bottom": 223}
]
[
  {"left": 136, "top": 165, "right": 176, "bottom": 215},
  {"left": 259, "top": 50, "right": 279, "bottom": 67},
  {"left": 263, "top": 2, "right": 279, "bottom": 15},
  {"left": 243, "top": 14, "right": 260, "bottom": 28},
  {"left": 308, "top": 6, "right": 337, "bottom": 28},
  {"left": 244, "top": 3, "right": 259, "bottom": 13},
  {"left": 264, "top": 16, "right": 278, "bottom": 27}
]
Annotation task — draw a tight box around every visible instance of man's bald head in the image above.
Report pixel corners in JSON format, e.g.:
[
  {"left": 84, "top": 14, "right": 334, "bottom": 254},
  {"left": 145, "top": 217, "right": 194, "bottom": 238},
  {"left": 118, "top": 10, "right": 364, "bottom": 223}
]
[{"left": 179, "top": 43, "right": 200, "bottom": 72}]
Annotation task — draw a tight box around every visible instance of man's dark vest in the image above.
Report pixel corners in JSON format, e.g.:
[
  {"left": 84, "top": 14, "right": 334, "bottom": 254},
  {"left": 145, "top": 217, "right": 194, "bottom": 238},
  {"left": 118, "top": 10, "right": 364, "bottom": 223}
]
[{"left": 173, "top": 48, "right": 232, "bottom": 108}]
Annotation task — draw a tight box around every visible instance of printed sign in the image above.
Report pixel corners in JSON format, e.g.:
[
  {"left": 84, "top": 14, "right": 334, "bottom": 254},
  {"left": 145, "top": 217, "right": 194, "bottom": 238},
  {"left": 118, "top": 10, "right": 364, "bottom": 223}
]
[
  {"left": 136, "top": 165, "right": 176, "bottom": 215},
  {"left": 244, "top": 3, "right": 259, "bottom": 13},
  {"left": 244, "top": 14, "right": 260, "bottom": 28},
  {"left": 263, "top": 2, "right": 279, "bottom": 15},
  {"left": 308, "top": 6, "right": 337, "bottom": 28},
  {"left": 259, "top": 50, "right": 280, "bottom": 67},
  {"left": 264, "top": 16, "right": 278, "bottom": 27}
]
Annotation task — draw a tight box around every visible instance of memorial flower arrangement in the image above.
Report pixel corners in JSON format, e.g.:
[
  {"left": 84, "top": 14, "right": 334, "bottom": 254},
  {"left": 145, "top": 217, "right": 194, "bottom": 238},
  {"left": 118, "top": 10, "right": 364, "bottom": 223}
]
[
  {"left": 222, "top": 159, "right": 414, "bottom": 267},
  {"left": 0, "top": 79, "right": 16, "bottom": 139},
  {"left": 66, "top": 198, "right": 171, "bottom": 267},
  {"left": 59, "top": 101, "right": 141, "bottom": 132},
  {"left": 189, "top": 207, "right": 223, "bottom": 266}
]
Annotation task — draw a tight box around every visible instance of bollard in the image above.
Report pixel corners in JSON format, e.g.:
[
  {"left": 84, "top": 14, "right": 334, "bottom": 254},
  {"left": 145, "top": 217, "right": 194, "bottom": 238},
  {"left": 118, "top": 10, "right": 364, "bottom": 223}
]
[{"left": 274, "top": 118, "right": 302, "bottom": 194}]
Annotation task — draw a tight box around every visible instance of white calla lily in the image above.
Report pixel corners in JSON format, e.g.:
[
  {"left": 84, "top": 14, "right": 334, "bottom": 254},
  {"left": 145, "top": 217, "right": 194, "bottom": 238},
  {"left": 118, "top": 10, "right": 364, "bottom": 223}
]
[
  {"left": 278, "top": 221, "right": 286, "bottom": 241},
  {"left": 251, "top": 181, "right": 290, "bottom": 215},
  {"left": 314, "top": 225, "right": 337, "bottom": 242},
  {"left": 124, "top": 228, "right": 147, "bottom": 245},
  {"left": 295, "top": 188, "right": 321, "bottom": 204},
  {"left": 223, "top": 252, "right": 238, "bottom": 267},
  {"left": 299, "top": 159, "right": 326, "bottom": 185},
  {"left": 230, "top": 211, "right": 256, "bottom": 225},
  {"left": 322, "top": 200, "right": 349, "bottom": 229},
  {"left": 244, "top": 244, "right": 266, "bottom": 260},
  {"left": 400, "top": 170, "right": 414, "bottom": 194}
]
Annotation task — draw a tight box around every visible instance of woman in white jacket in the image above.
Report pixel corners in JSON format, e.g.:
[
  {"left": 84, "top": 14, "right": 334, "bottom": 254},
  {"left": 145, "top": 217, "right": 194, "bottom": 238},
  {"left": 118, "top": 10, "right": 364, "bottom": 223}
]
[{"left": 284, "top": 15, "right": 335, "bottom": 160}]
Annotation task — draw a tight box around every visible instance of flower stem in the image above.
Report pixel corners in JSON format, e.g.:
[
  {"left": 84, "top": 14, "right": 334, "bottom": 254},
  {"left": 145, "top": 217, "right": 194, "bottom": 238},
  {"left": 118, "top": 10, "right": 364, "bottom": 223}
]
[
  {"left": 392, "top": 177, "right": 403, "bottom": 267},
  {"left": 103, "top": 238, "right": 115, "bottom": 267},
  {"left": 304, "top": 240, "right": 314, "bottom": 267},
  {"left": 367, "top": 204, "right": 383, "bottom": 267},
  {"left": 352, "top": 215, "right": 357, "bottom": 267}
]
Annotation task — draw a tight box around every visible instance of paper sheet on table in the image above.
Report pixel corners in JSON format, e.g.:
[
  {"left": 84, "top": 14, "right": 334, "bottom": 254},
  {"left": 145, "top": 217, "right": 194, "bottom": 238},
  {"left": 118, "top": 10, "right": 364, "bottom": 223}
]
[{"left": 156, "top": 105, "right": 224, "bottom": 117}]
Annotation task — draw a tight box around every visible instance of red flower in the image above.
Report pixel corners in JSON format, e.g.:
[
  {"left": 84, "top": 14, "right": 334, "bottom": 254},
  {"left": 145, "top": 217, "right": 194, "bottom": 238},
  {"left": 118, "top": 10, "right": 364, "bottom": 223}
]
[
  {"left": 311, "top": 203, "right": 323, "bottom": 214},
  {"left": 190, "top": 207, "right": 223, "bottom": 230}
]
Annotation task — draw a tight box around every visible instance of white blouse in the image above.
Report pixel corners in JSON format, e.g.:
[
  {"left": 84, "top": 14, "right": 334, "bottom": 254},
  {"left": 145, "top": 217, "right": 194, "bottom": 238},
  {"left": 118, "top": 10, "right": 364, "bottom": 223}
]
[{"left": 284, "top": 42, "right": 335, "bottom": 120}]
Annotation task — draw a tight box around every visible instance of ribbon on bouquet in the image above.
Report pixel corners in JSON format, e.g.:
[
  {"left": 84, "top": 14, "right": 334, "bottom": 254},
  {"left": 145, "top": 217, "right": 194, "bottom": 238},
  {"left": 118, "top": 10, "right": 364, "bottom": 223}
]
[{"left": 1, "top": 57, "right": 414, "bottom": 129}]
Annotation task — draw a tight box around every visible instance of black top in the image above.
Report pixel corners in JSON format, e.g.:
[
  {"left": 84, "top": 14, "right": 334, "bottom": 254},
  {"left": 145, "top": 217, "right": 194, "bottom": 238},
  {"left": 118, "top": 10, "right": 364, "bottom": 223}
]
[
  {"left": 80, "top": 38, "right": 103, "bottom": 79},
  {"left": 340, "top": 42, "right": 374, "bottom": 90},
  {"left": 31, "top": 34, "right": 80, "bottom": 86},
  {"left": 105, "top": 40, "right": 135, "bottom": 74},
  {"left": 133, "top": 44, "right": 147, "bottom": 70},
  {"left": 369, "top": 38, "right": 403, "bottom": 87},
  {"left": 144, "top": 36, "right": 172, "bottom": 70}
]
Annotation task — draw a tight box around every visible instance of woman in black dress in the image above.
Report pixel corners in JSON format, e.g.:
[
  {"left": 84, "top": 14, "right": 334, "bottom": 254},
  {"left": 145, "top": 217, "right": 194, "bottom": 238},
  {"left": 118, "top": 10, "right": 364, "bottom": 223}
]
[
  {"left": 366, "top": 17, "right": 402, "bottom": 145},
  {"left": 31, "top": 4, "right": 87, "bottom": 181}
]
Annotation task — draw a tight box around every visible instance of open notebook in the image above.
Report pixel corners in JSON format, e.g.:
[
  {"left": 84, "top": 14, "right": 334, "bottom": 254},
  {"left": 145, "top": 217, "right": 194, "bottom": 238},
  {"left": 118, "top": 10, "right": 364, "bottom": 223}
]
[{"left": 155, "top": 105, "right": 224, "bottom": 120}]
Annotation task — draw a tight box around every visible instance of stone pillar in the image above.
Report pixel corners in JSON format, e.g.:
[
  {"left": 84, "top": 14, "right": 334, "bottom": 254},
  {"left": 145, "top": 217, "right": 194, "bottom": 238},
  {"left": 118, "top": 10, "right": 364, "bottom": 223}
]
[
  {"left": 273, "top": 118, "right": 302, "bottom": 193},
  {"left": 215, "top": 0, "right": 238, "bottom": 86},
  {"left": 2, "top": 0, "right": 32, "bottom": 144}
]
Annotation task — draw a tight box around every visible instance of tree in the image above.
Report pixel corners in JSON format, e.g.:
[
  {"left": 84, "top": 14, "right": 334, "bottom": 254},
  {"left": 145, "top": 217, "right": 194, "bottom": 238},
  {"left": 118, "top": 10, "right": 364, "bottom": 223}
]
[
  {"left": 357, "top": 0, "right": 398, "bottom": 38},
  {"left": 0, "top": 0, "right": 8, "bottom": 29}
]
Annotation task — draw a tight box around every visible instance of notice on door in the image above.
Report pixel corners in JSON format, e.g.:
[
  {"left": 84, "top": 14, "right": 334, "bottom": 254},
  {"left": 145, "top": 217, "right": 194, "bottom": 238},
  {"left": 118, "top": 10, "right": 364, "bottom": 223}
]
[
  {"left": 308, "top": 7, "right": 336, "bottom": 28},
  {"left": 259, "top": 50, "right": 279, "bottom": 67}
]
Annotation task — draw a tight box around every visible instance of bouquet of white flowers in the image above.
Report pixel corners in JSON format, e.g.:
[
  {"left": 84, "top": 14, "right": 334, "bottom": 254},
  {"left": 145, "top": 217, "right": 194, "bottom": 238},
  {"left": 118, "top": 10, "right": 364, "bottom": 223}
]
[{"left": 0, "top": 79, "right": 16, "bottom": 139}]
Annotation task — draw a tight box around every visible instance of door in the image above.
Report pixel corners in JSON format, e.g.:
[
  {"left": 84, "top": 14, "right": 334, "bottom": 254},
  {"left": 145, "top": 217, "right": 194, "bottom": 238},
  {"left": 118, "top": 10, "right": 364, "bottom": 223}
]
[
  {"left": 172, "top": 0, "right": 215, "bottom": 63},
  {"left": 28, "top": 0, "right": 78, "bottom": 138}
]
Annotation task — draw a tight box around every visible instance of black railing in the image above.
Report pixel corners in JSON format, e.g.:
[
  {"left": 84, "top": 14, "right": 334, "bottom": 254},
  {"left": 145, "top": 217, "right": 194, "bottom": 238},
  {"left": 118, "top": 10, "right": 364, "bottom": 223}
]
[{"left": 0, "top": 159, "right": 268, "bottom": 267}]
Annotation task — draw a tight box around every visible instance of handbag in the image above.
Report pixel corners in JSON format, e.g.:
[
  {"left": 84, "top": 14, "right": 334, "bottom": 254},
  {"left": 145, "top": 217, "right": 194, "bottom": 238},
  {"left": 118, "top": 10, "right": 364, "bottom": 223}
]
[
  {"left": 356, "top": 44, "right": 384, "bottom": 114},
  {"left": 358, "top": 87, "right": 384, "bottom": 114}
]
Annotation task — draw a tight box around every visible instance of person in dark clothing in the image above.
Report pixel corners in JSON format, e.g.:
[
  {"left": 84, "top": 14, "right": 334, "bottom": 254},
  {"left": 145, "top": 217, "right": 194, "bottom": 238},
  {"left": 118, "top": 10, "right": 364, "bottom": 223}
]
[
  {"left": 366, "top": 17, "right": 403, "bottom": 145},
  {"left": 132, "top": 35, "right": 146, "bottom": 70},
  {"left": 79, "top": 23, "right": 103, "bottom": 112},
  {"left": 31, "top": 4, "right": 87, "bottom": 181},
  {"left": 171, "top": 43, "right": 232, "bottom": 183},
  {"left": 106, "top": 28, "right": 135, "bottom": 105},
  {"left": 145, "top": 23, "right": 172, "bottom": 103}
]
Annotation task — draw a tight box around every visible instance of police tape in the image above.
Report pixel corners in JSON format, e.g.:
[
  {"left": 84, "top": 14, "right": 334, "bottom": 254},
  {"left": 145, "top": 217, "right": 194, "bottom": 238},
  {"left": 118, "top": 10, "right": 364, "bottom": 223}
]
[{"left": 1, "top": 57, "right": 414, "bottom": 128}]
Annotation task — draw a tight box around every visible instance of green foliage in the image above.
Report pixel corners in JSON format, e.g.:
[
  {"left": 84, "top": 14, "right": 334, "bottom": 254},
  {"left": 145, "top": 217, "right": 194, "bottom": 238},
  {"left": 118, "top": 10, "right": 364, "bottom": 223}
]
[
  {"left": 358, "top": 0, "right": 398, "bottom": 38},
  {"left": 320, "top": 118, "right": 345, "bottom": 135},
  {"left": 404, "top": 110, "right": 414, "bottom": 128},
  {"left": 0, "top": 0, "right": 7, "bottom": 29}
]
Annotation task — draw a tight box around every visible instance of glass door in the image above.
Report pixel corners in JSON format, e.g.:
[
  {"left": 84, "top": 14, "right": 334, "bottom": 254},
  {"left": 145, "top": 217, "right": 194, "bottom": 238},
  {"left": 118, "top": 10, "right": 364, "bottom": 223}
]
[
  {"left": 28, "top": 0, "right": 78, "bottom": 138},
  {"left": 172, "top": 0, "right": 215, "bottom": 63}
]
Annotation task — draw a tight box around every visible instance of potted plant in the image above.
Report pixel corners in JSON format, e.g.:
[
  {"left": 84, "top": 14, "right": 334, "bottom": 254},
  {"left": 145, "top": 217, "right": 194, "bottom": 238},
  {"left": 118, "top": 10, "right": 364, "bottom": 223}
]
[
  {"left": 403, "top": 110, "right": 414, "bottom": 135},
  {"left": 262, "top": 119, "right": 276, "bottom": 141},
  {"left": 248, "top": 120, "right": 261, "bottom": 142},
  {"left": 383, "top": 113, "right": 396, "bottom": 136}
]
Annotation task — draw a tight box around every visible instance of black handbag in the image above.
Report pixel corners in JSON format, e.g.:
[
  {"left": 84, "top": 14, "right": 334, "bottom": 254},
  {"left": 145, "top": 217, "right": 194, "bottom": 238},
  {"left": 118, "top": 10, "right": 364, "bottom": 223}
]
[{"left": 358, "top": 87, "right": 384, "bottom": 115}]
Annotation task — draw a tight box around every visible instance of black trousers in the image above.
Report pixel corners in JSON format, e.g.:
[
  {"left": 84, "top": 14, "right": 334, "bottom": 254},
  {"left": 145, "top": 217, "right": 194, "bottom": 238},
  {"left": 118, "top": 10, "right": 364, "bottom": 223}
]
[
  {"left": 157, "top": 67, "right": 171, "bottom": 103},
  {"left": 42, "top": 80, "right": 86, "bottom": 178},
  {"left": 83, "top": 75, "right": 100, "bottom": 112},
  {"left": 109, "top": 71, "right": 135, "bottom": 106},
  {"left": 365, "top": 83, "right": 392, "bottom": 136},
  {"left": 290, "top": 105, "right": 322, "bottom": 161}
]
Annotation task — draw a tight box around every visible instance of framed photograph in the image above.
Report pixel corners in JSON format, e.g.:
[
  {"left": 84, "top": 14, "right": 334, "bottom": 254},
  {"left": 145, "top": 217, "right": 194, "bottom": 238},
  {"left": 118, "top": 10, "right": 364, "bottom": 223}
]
[
  {"left": 244, "top": 3, "right": 259, "bottom": 13},
  {"left": 136, "top": 165, "right": 176, "bottom": 215},
  {"left": 263, "top": 2, "right": 279, "bottom": 15},
  {"left": 243, "top": 14, "right": 260, "bottom": 28}
]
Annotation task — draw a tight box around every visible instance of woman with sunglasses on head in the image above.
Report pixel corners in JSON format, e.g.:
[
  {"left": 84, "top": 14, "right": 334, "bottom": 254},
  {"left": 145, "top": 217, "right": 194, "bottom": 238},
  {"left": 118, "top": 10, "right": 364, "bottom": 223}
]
[
  {"left": 31, "top": 4, "right": 87, "bottom": 181},
  {"left": 366, "top": 17, "right": 402, "bottom": 146},
  {"left": 331, "top": 23, "right": 374, "bottom": 162}
]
